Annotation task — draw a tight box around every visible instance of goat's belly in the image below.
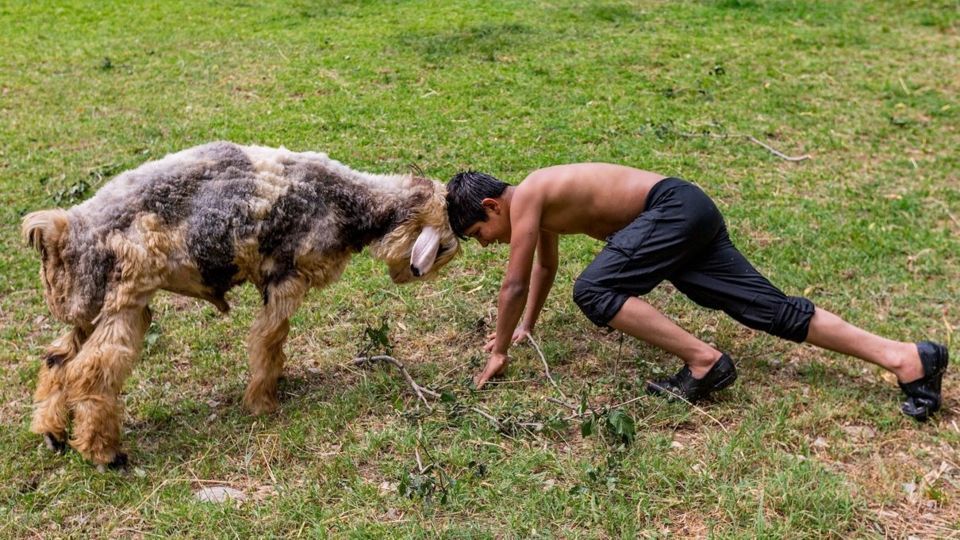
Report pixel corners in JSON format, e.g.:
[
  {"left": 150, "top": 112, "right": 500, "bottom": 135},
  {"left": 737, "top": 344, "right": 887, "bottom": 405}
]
[{"left": 161, "top": 264, "right": 236, "bottom": 313}]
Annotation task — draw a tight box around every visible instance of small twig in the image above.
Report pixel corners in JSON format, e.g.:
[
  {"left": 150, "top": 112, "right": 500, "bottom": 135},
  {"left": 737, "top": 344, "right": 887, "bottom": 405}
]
[
  {"left": 483, "top": 378, "right": 537, "bottom": 384},
  {"left": 469, "top": 404, "right": 542, "bottom": 436},
  {"left": 526, "top": 335, "right": 568, "bottom": 401},
  {"left": 353, "top": 355, "right": 439, "bottom": 408},
  {"left": 437, "top": 359, "right": 471, "bottom": 382},
  {"left": 560, "top": 395, "right": 648, "bottom": 421},
  {"left": 260, "top": 439, "right": 278, "bottom": 485},
  {"left": 468, "top": 405, "right": 502, "bottom": 430},
  {"left": 942, "top": 312, "right": 953, "bottom": 350},
  {"left": 414, "top": 432, "right": 451, "bottom": 493},
  {"left": 133, "top": 478, "right": 173, "bottom": 513},
  {"left": 133, "top": 478, "right": 247, "bottom": 513},
  {"left": 549, "top": 385, "right": 645, "bottom": 418},
  {"left": 898, "top": 77, "right": 911, "bottom": 95},
  {"left": 614, "top": 332, "right": 624, "bottom": 386},
  {"left": 677, "top": 130, "right": 810, "bottom": 162},
  {"left": 414, "top": 447, "right": 425, "bottom": 473},
  {"left": 465, "top": 439, "right": 508, "bottom": 450},
  {"left": 645, "top": 381, "right": 729, "bottom": 433},
  {"left": 745, "top": 135, "right": 811, "bottom": 162},
  {"left": 608, "top": 395, "right": 646, "bottom": 412},
  {"left": 546, "top": 396, "right": 579, "bottom": 412},
  {"left": 932, "top": 199, "right": 960, "bottom": 228}
]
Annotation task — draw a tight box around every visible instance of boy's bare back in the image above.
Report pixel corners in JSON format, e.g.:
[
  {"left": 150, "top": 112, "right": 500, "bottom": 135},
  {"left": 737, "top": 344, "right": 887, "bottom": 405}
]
[{"left": 517, "top": 163, "right": 665, "bottom": 240}]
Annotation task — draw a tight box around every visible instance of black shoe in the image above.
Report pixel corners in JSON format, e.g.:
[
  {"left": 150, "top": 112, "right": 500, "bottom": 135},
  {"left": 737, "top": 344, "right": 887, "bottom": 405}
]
[
  {"left": 647, "top": 354, "right": 738, "bottom": 403},
  {"left": 899, "top": 341, "right": 949, "bottom": 422}
]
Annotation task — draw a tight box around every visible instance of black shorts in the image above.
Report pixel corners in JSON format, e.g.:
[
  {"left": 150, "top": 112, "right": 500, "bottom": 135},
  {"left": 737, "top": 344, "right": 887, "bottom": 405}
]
[{"left": 572, "top": 177, "right": 814, "bottom": 342}]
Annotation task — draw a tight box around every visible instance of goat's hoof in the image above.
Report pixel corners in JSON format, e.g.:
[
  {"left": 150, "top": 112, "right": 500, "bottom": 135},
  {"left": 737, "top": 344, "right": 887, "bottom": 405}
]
[
  {"left": 43, "top": 433, "right": 67, "bottom": 454},
  {"left": 246, "top": 401, "right": 279, "bottom": 416},
  {"left": 96, "top": 452, "right": 129, "bottom": 472},
  {"left": 109, "top": 452, "right": 129, "bottom": 469},
  {"left": 244, "top": 393, "right": 280, "bottom": 415}
]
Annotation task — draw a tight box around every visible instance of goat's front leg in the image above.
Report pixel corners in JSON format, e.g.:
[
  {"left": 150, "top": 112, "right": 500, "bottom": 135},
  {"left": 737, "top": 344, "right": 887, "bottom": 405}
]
[
  {"left": 244, "top": 277, "right": 307, "bottom": 415},
  {"left": 31, "top": 326, "right": 90, "bottom": 453},
  {"left": 64, "top": 307, "right": 151, "bottom": 468}
]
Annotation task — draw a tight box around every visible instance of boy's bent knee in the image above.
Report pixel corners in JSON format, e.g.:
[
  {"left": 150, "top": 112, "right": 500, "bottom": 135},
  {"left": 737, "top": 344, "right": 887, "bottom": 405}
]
[
  {"left": 768, "top": 296, "right": 815, "bottom": 342},
  {"left": 573, "top": 279, "right": 629, "bottom": 327}
]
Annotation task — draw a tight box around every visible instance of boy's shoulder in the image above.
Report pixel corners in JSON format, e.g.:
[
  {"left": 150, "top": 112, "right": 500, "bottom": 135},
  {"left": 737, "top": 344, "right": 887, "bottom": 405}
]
[
  {"left": 517, "top": 165, "right": 572, "bottom": 192},
  {"left": 512, "top": 174, "right": 548, "bottom": 203},
  {"left": 523, "top": 163, "right": 579, "bottom": 182}
]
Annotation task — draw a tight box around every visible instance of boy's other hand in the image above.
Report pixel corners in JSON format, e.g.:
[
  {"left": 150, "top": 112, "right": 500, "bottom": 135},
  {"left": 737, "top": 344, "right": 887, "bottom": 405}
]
[
  {"left": 474, "top": 352, "right": 509, "bottom": 389},
  {"left": 483, "top": 327, "right": 531, "bottom": 352}
]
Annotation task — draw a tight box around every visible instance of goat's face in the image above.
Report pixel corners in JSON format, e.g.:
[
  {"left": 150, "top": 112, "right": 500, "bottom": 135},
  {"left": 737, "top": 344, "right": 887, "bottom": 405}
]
[{"left": 373, "top": 179, "right": 460, "bottom": 284}]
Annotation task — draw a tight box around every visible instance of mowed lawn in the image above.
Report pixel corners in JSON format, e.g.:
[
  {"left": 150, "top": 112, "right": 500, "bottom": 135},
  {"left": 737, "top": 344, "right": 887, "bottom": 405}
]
[{"left": 1, "top": 0, "right": 958, "bottom": 537}]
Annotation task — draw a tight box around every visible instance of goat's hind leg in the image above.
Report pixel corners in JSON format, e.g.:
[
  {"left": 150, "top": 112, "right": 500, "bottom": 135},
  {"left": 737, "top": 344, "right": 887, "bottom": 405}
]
[
  {"left": 31, "top": 326, "right": 89, "bottom": 453},
  {"left": 65, "top": 307, "right": 151, "bottom": 468},
  {"left": 244, "top": 277, "right": 308, "bottom": 415}
]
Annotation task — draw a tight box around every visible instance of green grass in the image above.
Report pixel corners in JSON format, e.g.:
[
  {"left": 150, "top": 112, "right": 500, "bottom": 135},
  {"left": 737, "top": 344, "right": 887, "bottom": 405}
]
[{"left": 1, "top": 0, "right": 958, "bottom": 537}]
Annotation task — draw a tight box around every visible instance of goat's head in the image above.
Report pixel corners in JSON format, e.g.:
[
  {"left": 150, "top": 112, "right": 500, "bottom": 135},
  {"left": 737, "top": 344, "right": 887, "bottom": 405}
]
[{"left": 371, "top": 177, "right": 460, "bottom": 284}]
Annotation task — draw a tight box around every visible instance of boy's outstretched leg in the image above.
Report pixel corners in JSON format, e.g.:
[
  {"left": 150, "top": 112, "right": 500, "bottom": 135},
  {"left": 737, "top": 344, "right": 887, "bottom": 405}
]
[{"left": 804, "top": 307, "right": 948, "bottom": 421}]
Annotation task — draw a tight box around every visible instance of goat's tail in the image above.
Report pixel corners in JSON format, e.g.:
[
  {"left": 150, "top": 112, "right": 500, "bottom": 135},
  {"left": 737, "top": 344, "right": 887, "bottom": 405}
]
[
  {"left": 22, "top": 209, "right": 77, "bottom": 323},
  {"left": 22, "top": 209, "right": 70, "bottom": 255}
]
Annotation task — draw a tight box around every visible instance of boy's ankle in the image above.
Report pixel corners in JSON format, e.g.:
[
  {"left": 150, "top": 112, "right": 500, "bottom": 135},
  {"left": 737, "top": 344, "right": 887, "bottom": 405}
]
[
  {"left": 893, "top": 345, "right": 923, "bottom": 383},
  {"left": 687, "top": 351, "right": 723, "bottom": 379}
]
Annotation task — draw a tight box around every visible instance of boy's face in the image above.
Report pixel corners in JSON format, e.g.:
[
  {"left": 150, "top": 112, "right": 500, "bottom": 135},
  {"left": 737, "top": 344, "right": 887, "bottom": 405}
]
[{"left": 463, "top": 198, "right": 510, "bottom": 247}]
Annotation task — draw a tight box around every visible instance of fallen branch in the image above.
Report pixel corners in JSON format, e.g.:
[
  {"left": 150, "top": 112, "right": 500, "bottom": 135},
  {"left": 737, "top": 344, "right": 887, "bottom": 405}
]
[
  {"left": 526, "top": 335, "right": 568, "bottom": 401},
  {"left": 354, "top": 351, "right": 727, "bottom": 438},
  {"left": 352, "top": 355, "right": 540, "bottom": 435},
  {"left": 553, "top": 394, "right": 647, "bottom": 421},
  {"left": 353, "top": 355, "right": 439, "bottom": 409}
]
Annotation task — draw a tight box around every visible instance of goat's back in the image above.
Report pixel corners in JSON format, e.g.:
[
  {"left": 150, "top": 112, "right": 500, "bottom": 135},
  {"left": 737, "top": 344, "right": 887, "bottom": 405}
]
[{"left": 27, "top": 142, "right": 423, "bottom": 322}]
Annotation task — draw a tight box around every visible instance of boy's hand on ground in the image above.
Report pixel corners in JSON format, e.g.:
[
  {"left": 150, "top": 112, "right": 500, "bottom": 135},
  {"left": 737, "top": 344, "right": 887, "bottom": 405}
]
[
  {"left": 474, "top": 352, "right": 509, "bottom": 389},
  {"left": 483, "top": 327, "right": 531, "bottom": 352}
]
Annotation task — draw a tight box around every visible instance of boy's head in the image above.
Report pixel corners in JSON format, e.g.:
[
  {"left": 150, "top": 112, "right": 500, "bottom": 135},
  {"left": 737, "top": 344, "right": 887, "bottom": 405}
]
[{"left": 446, "top": 171, "right": 509, "bottom": 239}]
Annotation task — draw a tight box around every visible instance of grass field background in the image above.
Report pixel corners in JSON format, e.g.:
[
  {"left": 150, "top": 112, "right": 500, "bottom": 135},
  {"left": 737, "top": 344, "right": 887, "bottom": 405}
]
[{"left": 1, "top": 0, "right": 958, "bottom": 537}]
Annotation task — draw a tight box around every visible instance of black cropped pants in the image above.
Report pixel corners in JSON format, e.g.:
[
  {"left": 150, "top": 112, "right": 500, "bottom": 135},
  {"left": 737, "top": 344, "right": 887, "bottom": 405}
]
[{"left": 573, "top": 177, "right": 814, "bottom": 343}]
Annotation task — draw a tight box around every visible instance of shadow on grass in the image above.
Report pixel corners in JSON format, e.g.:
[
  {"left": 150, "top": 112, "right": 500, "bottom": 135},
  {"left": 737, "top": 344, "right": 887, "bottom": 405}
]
[{"left": 395, "top": 23, "right": 534, "bottom": 62}]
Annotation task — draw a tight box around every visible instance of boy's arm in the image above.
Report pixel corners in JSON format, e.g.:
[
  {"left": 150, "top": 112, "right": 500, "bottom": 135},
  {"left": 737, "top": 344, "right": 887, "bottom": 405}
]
[
  {"left": 473, "top": 187, "right": 542, "bottom": 388},
  {"left": 482, "top": 229, "right": 557, "bottom": 352},
  {"left": 520, "top": 230, "right": 559, "bottom": 333},
  {"left": 489, "top": 191, "right": 541, "bottom": 356}
]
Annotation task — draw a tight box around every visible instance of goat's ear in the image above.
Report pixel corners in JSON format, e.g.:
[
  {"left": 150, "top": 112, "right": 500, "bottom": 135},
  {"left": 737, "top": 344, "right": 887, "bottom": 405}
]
[{"left": 410, "top": 226, "right": 441, "bottom": 276}]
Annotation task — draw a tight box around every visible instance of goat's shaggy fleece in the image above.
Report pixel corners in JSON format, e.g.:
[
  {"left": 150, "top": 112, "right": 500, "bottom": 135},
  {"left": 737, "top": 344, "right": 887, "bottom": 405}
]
[{"left": 22, "top": 141, "right": 460, "bottom": 467}]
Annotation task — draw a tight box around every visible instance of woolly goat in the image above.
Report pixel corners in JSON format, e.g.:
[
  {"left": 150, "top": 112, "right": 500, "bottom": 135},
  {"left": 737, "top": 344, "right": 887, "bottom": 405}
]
[{"left": 22, "top": 142, "right": 459, "bottom": 467}]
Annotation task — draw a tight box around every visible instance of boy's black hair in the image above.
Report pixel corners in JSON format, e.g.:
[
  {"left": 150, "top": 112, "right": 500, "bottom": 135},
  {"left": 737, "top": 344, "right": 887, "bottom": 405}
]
[{"left": 446, "top": 171, "right": 509, "bottom": 238}]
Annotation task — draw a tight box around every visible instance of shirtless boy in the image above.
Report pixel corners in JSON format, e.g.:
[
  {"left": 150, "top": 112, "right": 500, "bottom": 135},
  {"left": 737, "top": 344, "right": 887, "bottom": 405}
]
[{"left": 445, "top": 164, "right": 948, "bottom": 421}]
